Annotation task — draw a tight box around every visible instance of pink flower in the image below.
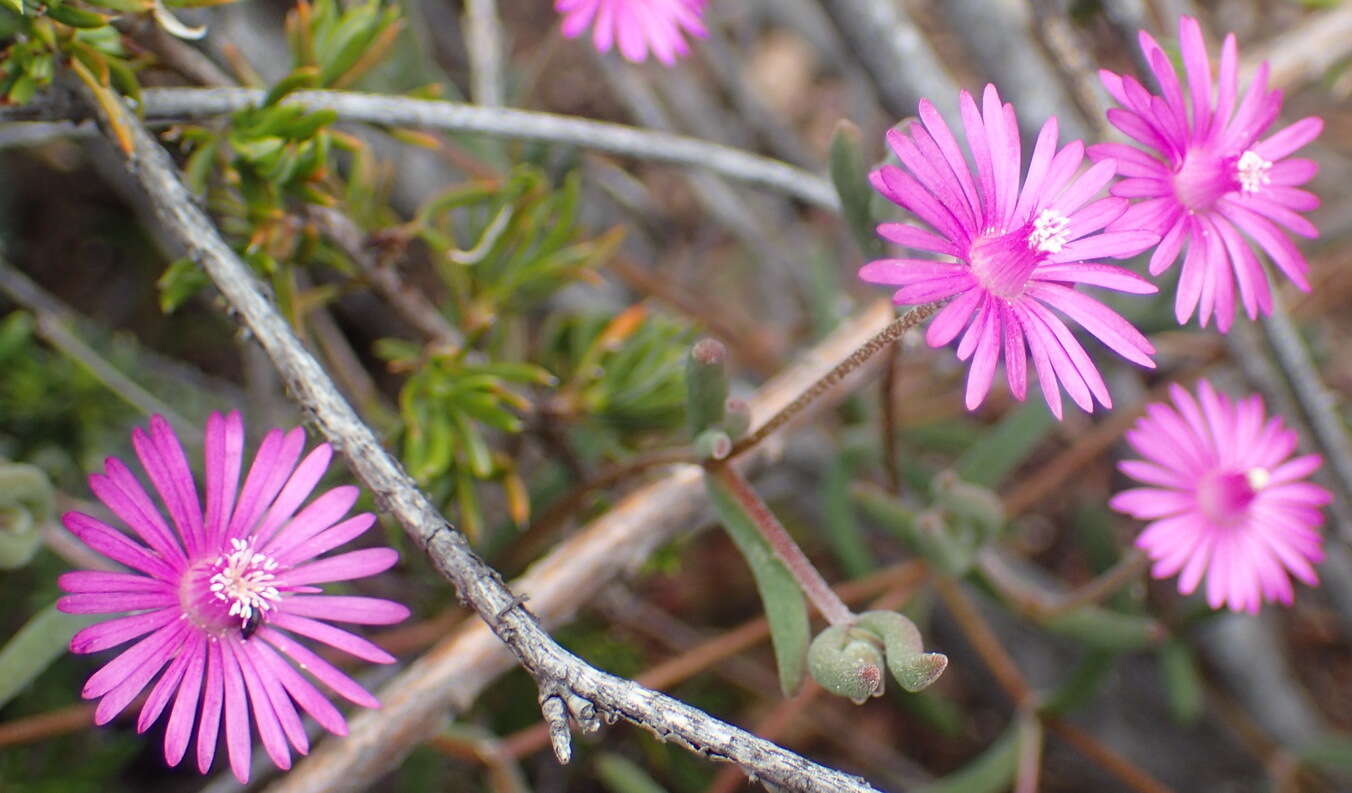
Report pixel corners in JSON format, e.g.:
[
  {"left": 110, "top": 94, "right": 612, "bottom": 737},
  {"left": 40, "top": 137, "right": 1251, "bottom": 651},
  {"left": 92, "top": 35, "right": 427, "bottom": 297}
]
[
  {"left": 860, "top": 84, "right": 1160, "bottom": 419},
  {"left": 556, "top": 0, "right": 708, "bottom": 65},
  {"left": 57, "top": 413, "right": 408, "bottom": 782},
  {"left": 1110, "top": 380, "right": 1331, "bottom": 613},
  {"left": 1090, "top": 15, "right": 1323, "bottom": 332}
]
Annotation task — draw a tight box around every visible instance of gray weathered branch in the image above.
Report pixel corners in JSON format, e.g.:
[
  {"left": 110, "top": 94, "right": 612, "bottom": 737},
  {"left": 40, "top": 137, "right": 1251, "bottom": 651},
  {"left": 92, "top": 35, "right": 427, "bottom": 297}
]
[{"left": 0, "top": 86, "right": 837, "bottom": 211}]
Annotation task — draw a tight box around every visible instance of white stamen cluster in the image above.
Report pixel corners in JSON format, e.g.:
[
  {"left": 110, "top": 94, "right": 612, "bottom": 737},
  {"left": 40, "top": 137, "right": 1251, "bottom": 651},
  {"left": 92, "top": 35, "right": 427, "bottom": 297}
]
[
  {"left": 208, "top": 538, "right": 282, "bottom": 625},
  {"left": 1028, "top": 209, "right": 1071, "bottom": 254},
  {"left": 1236, "top": 150, "right": 1272, "bottom": 194},
  {"left": 1246, "top": 466, "right": 1271, "bottom": 491}
]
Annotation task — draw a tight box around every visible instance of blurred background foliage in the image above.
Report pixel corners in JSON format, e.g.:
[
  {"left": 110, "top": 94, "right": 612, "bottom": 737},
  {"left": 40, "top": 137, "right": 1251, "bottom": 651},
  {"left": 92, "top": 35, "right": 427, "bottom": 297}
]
[{"left": 2, "top": 0, "right": 1352, "bottom": 791}]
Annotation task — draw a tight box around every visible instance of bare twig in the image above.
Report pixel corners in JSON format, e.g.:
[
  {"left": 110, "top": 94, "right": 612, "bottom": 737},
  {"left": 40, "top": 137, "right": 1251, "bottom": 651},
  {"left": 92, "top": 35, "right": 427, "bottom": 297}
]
[
  {"left": 0, "top": 255, "right": 195, "bottom": 433},
  {"left": 1241, "top": 2, "right": 1352, "bottom": 89},
  {"left": 937, "top": 0, "right": 1090, "bottom": 140},
  {"left": 1258, "top": 298, "right": 1352, "bottom": 542},
  {"left": 0, "top": 87, "right": 839, "bottom": 211},
  {"left": 818, "top": 0, "right": 960, "bottom": 118},
  {"left": 306, "top": 206, "right": 463, "bottom": 348},
  {"left": 463, "top": 0, "right": 506, "bottom": 107},
  {"left": 78, "top": 81, "right": 882, "bottom": 793},
  {"left": 728, "top": 300, "right": 943, "bottom": 459}
]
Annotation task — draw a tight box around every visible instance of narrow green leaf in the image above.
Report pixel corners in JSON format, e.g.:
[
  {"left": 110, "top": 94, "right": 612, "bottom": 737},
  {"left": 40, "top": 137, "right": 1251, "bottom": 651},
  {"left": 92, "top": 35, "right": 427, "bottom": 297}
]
[
  {"left": 1159, "top": 640, "right": 1204, "bottom": 725},
  {"left": 956, "top": 399, "right": 1056, "bottom": 488},
  {"left": 829, "top": 120, "right": 883, "bottom": 258},
  {"left": 595, "top": 753, "right": 669, "bottom": 793},
  {"left": 685, "top": 339, "right": 728, "bottom": 437},
  {"left": 157, "top": 258, "right": 210, "bottom": 314},
  {"left": 0, "top": 604, "right": 98, "bottom": 710},
  {"left": 1040, "top": 650, "right": 1114, "bottom": 716},
  {"left": 917, "top": 720, "right": 1018, "bottom": 793},
  {"left": 1044, "top": 607, "right": 1164, "bottom": 652},
  {"left": 822, "top": 458, "right": 875, "bottom": 577},
  {"left": 707, "top": 473, "right": 809, "bottom": 696},
  {"left": 0, "top": 462, "right": 54, "bottom": 569}
]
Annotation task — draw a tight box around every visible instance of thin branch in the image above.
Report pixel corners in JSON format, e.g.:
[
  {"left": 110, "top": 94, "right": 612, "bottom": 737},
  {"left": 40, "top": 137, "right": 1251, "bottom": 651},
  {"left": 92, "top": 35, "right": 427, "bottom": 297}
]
[
  {"left": 818, "top": 0, "right": 961, "bottom": 119},
  {"left": 728, "top": 300, "right": 943, "bottom": 459},
  {"left": 306, "top": 206, "right": 464, "bottom": 348},
  {"left": 0, "top": 255, "right": 195, "bottom": 434},
  {"left": 1044, "top": 717, "right": 1179, "bottom": 793},
  {"left": 78, "top": 80, "right": 881, "bottom": 793},
  {"left": 1258, "top": 297, "right": 1352, "bottom": 541},
  {"left": 463, "top": 0, "right": 506, "bottom": 107},
  {"left": 0, "top": 86, "right": 839, "bottom": 211}
]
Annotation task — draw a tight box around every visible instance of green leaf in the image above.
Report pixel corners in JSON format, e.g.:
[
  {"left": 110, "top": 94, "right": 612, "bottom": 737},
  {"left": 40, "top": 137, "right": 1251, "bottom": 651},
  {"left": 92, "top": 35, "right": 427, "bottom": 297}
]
[
  {"left": 821, "top": 458, "right": 875, "bottom": 577},
  {"left": 1044, "top": 607, "right": 1164, "bottom": 652},
  {"left": 1159, "top": 640, "right": 1204, "bottom": 725},
  {"left": 0, "top": 604, "right": 99, "bottom": 710},
  {"left": 0, "top": 461, "right": 54, "bottom": 569},
  {"left": 917, "top": 720, "right": 1018, "bottom": 793},
  {"left": 829, "top": 120, "right": 883, "bottom": 258},
  {"left": 1040, "top": 650, "right": 1114, "bottom": 716},
  {"left": 595, "top": 753, "right": 669, "bottom": 793},
  {"left": 706, "top": 473, "right": 809, "bottom": 696},
  {"left": 157, "top": 257, "right": 210, "bottom": 313},
  {"left": 956, "top": 399, "right": 1056, "bottom": 488},
  {"left": 263, "top": 66, "right": 320, "bottom": 107},
  {"left": 47, "top": 2, "right": 109, "bottom": 27},
  {"left": 685, "top": 338, "right": 728, "bottom": 437}
]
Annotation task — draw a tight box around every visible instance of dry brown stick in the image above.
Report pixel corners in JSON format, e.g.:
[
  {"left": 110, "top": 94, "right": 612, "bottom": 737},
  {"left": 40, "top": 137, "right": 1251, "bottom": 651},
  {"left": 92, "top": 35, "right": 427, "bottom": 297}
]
[
  {"left": 607, "top": 254, "right": 782, "bottom": 375},
  {"left": 932, "top": 575, "right": 1036, "bottom": 709},
  {"left": 504, "top": 447, "right": 697, "bottom": 569},
  {"left": 0, "top": 704, "right": 96, "bottom": 748},
  {"left": 307, "top": 205, "right": 464, "bottom": 348}
]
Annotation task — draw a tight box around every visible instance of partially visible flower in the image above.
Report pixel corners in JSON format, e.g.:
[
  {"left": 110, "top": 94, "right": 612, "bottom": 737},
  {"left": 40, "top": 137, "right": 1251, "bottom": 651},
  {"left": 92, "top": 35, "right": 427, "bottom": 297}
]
[
  {"left": 57, "top": 413, "right": 408, "bottom": 782},
  {"left": 555, "top": 0, "right": 708, "bottom": 65},
  {"left": 1110, "top": 380, "right": 1330, "bottom": 613},
  {"left": 860, "top": 84, "right": 1160, "bottom": 419},
  {"left": 1090, "top": 15, "right": 1323, "bottom": 332}
]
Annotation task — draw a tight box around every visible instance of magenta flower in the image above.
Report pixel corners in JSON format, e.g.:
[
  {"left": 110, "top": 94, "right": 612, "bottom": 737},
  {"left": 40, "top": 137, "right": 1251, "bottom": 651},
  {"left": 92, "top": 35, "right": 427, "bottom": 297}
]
[
  {"left": 57, "top": 413, "right": 408, "bottom": 782},
  {"left": 1089, "top": 15, "right": 1323, "bottom": 332},
  {"left": 555, "top": 0, "right": 708, "bottom": 65},
  {"left": 860, "top": 84, "right": 1160, "bottom": 418},
  {"left": 1110, "top": 381, "right": 1330, "bottom": 613}
]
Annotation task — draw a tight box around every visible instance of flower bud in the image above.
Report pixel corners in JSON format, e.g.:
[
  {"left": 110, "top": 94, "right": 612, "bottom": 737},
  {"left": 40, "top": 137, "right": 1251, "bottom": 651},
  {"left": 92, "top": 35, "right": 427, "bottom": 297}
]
[
  {"left": 686, "top": 338, "right": 729, "bottom": 436},
  {"left": 721, "top": 398, "right": 751, "bottom": 440},
  {"left": 0, "top": 462, "right": 52, "bottom": 569},
  {"left": 808, "top": 624, "right": 886, "bottom": 704},
  {"left": 694, "top": 429, "right": 732, "bottom": 461},
  {"left": 932, "top": 470, "right": 1005, "bottom": 542},
  {"left": 810, "top": 611, "right": 948, "bottom": 703},
  {"left": 854, "top": 610, "right": 948, "bottom": 693}
]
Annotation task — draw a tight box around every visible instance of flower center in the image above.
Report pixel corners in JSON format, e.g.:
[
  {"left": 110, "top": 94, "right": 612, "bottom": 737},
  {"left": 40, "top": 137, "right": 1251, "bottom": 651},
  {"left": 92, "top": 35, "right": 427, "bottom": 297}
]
[
  {"left": 1173, "top": 147, "right": 1240, "bottom": 211},
  {"left": 1028, "top": 209, "right": 1071, "bottom": 254},
  {"left": 966, "top": 212, "right": 1064, "bottom": 300},
  {"left": 207, "top": 538, "right": 283, "bottom": 629},
  {"left": 1196, "top": 467, "right": 1267, "bottom": 526},
  {"left": 1235, "top": 150, "right": 1272, "bottom": 194}
]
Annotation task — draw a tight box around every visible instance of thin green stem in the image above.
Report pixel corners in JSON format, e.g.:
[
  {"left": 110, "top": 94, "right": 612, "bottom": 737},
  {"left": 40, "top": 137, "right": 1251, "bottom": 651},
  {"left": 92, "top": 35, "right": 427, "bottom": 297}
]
[
  {"left": 728, "top": 301, "right": 944, "bottom": 459},
  {"left": 710, "top": 463, "right": 855, "bottom": 626}
]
